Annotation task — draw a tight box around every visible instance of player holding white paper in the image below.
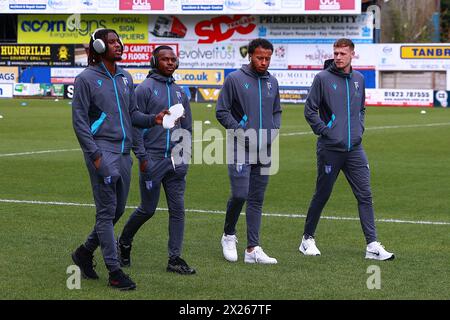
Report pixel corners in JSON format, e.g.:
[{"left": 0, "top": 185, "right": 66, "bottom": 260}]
[
  {"left": 163, "top": 103, "right": 185, "bottom": 129},
  {"left": 117, "top": 46, "right": 195, "bottom": 275}
]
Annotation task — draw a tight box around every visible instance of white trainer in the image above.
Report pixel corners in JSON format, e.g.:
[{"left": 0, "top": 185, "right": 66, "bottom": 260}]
[
  {"left": 221, "top": 234, "right": 238, "bottom": 262},
  {"left": 244, "top": 246, "right": 277, "bottom": 264},
  {"left": 299, "top": 236, "right": 321, "bottom": 256},
  {"left": 365, "top": 241, "right": 395, "bottom": 261}
]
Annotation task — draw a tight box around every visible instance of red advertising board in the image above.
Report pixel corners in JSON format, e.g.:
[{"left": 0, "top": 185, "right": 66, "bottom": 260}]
[
  {"left": 305, "top": 0, "right": 357, "bottom": 11},
  {"left": 119, "top": 43, "right": 179, "bottom": 66},
  {"left": 119, "top": 0, "right": 164, "bottom": 11}
]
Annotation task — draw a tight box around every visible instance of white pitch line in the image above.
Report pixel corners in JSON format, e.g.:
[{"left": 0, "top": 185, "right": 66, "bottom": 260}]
[
  {"left": 3, "top": 122, "right": 450, "bottom": 157},
  {"left": 366, "top": 122, "right": 450, "bottom": 131},
  {"left": 282, "top": 122, "right": 450, "bottom": 137},
  {"left": 1, "top": 198, "right": 449, "bottom": 226},
  {"left": 195, "top": 122, "right": 450, "bottom": 139},
  {"left": 0, "top": 148, "right": 80, "bottom": 158}
]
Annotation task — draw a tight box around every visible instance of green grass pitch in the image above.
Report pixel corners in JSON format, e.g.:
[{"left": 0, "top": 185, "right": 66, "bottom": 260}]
[{"left": 0, "top": 98, "right": 449, "bottom": 299}]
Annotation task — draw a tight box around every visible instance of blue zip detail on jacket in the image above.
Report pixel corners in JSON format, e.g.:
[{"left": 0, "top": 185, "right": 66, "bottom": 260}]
[
  {"left": 327, "top": 114, "right": 336, "bottom": 128},
  {"left": 239, "top": 114, "right": 248, "bottom": 128},
  {"left": 345, "top": 78, "right": 351, "bottom": 151},
  {"left": 165, "top": 81, "right": 171, "bottom": 158},
  {"left": 90, "top": 112, "right": 107, "bottom": 135},
  {"left": 258, "top": 78, "right": 262, "bottom": 145},
  {"left": 102, "top": 63, "right": 126, "bottom": 153}
]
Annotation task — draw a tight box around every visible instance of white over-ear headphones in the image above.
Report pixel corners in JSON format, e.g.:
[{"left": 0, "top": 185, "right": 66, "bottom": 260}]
[
  {"left": 91, "top": 28, "right": 106, "bottom": 54},
  {"left": 91, "top": 28, "right": 124, "bottom": 54}
]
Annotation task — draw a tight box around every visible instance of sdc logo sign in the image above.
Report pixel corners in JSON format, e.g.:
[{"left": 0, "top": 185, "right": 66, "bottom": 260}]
[{"left": 195, "top": 15, "right": 256, "bottom": 44}]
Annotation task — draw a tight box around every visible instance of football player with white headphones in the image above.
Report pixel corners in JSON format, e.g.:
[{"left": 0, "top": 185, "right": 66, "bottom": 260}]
[
  {"left": 117, "top": 46, "right": 196, "bottom": 276},
  {"left": 71, "top": 28, "right": 168, "bottom": 290}
]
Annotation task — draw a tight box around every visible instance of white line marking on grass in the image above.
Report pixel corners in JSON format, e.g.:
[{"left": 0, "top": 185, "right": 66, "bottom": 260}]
[
  {"left": 0, "top": 148, "right": 80, "bottom": 157},
  {"left": 366, "top": 122, "right": 450, "bottom": 131},
  {"left": 282, "top": 122, "right": 450, "bottom": 137},
  {"left": 1, "top": 198, "right": 449, "bottom": 226},
  {"left": 3, "top": 123, "right": 450, "bottom": 157}
]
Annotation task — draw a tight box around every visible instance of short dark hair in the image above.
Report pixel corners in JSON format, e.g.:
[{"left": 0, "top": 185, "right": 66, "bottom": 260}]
[
  {"left": 152, "top": 45, "right": 174, "bottom": 57},
  {"left": 88, "top": 28, "right": 122, "bottom": 65},
  {"left": 333, "top": 38, "right": 355, "bottom": 50},
  {"left": 248, "top": 38, "right": 273, "bottom": 55}
]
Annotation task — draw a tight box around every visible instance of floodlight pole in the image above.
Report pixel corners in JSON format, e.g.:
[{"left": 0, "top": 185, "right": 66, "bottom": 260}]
[
  {"left": 432, "top": 0, "right": 441, "bottom": 42},
  {"left": 366, "top": 5, "right": 381, "bottom": 43}
]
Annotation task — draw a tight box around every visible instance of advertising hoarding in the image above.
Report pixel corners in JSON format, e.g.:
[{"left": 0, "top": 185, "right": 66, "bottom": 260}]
[
  {"left": 0, "top": 83, "right": 14, "bottom": 98},
  {"left": 279, "top": 88, "right": 309, "bottom": 104},
  {"left": 270, "top": 70, "right": 320, "bottom": 88},
  {"left": 0, "top": 44, "right": 74, "bottom": 66},
  {"left": 400, "top": 46, "right": 450, "bottom": 59},
  {"left": 14, "top": 83, "right": 42, "bottom": 96},
  {"left": 51, "top": 67, "right": 84, "bottom": 84},
  {"left": 148, "top": 14, "right": 373, "bottom": 44},
  {"left": 378, "top": 44, "right": 450, "bottom": 71},
  {"left": 74, "top": 43, "right": 178, "bottom": 67},
  {"left": 434, "top": 90, "right": 449, "bottom": 108},
  {"left": 365, "top": 89, "right": 434, "bottom": 107},
  {"left": 304, "top": 0, "right": 360, "bottom": 14},
  {"left": 173, "top": 69, "right": 224, "bottom": 86},
  {"left": 448, "top": 70, "right": 450, "bottom": 91},
  {"left": 18, "top": 15, "right": 149, "bottom": 44},
  {"left": 4, "top": 0, "right": 362, "bottom": 14},
  {"left": 197, "top": 87, "right": 220, "bottom": 101},
  {"left": 0, "top": 67, "right": 19, "bottom": 83}
]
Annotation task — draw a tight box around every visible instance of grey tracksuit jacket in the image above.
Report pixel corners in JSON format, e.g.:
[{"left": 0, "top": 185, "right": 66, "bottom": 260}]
[
  {"left": 304, "top": 62, "right": 366, "bottom": 152},
  {"left": 216, "top": 64, "right": 282, "bottom": 151},
  {"left": 72, "top": 63, "right": 155, "bottom": 161},
  {"left": 119, "top": 71, "right": 192, "bottom": 259},
  {"left": 133, "top": 71, "right": 192, "bottom": 160},
  {"left": 72, "top": 63, "right": 157, "bottom": 271},
  {"left": 216, "top": 64, "right": 282, "bottom": 247},
  {"left": 303, "top": 62, "right": 377, "bottom": 244}
]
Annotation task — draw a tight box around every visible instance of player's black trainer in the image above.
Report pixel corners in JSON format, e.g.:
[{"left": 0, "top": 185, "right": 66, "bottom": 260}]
[
  {"left": 167, "top": 257, "right": 196, "bottom": 275},
  {"left": 71, "top": 245, "right": 99, "bottom": 280},
  {"left": 108, "top": 269, "right": 136, "bottom": 291},
  {"left": 117, "top": 236, "right": 132, "bottom": 267}
]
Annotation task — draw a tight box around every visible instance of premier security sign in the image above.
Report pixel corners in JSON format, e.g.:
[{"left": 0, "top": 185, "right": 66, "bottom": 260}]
[
  {"left": 0, "top": 44, "right": 74, "bottom": 66},
  {"left": 148, "top": 14, "right": 373, "bottom": 44}
]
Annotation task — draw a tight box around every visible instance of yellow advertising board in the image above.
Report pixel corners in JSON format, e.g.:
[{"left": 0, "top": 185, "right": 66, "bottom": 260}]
[
  {"left": 126, "top": 69, "right": 150, "bottom": 85},
  {"left": 0, "top": 67, "right": 19, "bottom": 83},
  {"left": 173, "top": 70, "right": 224, "bottom": 86},
  {"left": 18, "top": 15, "right": 148, "bottom": 44},
  {"left": 198, "top": 88, "right": 221, "bottom": 101},
  {"left": 401, "top": 46, "right": 450, "bottom": 59}
]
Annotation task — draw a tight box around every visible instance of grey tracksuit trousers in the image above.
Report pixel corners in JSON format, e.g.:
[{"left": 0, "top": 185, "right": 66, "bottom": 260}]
[
  {"left": 83, "top": 151, "right": 132, "bottom": 272},
  {"left": 224, "top": 163, "right": 270, "bottom": 248},
  {"left": 304, "top": 145, "right": 377, "bottom": 244},
  {"left": 120, "top": 157, "right": 188, "bottom": 259}
]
